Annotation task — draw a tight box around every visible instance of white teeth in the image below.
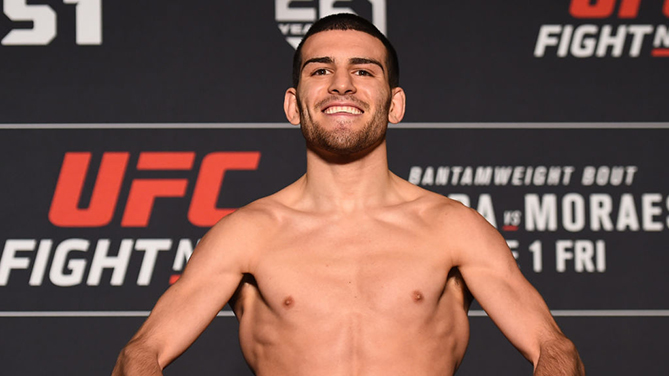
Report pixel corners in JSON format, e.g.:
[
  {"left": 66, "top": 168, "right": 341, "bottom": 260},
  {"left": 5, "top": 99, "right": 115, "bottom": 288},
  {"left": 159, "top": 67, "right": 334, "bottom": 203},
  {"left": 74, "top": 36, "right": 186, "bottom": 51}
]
[{"left": 324, "top": 106, "right": 362, "bottom": 115}]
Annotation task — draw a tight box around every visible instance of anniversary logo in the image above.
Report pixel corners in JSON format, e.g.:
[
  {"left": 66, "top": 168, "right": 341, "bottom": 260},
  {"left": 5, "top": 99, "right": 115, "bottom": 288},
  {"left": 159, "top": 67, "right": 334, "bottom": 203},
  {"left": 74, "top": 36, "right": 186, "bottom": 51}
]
[{"left": 275, "top": 0, "right": 386, "bottom": 48}]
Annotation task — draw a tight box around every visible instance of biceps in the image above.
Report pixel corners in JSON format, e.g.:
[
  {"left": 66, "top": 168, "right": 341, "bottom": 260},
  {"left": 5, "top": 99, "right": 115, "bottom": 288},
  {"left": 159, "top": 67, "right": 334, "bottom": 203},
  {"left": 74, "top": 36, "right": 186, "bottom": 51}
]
[
  {"left": 132, "top": 269, "right": 243, "bottom": 367},
  {"left": 462, "top": 262, "right": 559, "bottom": 360}
]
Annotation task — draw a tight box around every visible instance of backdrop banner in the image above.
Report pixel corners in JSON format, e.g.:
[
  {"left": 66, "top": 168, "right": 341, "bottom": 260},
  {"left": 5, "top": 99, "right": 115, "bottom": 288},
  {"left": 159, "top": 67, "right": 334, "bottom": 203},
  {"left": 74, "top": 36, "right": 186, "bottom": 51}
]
[{"left": 1, "top": 0, "right": 668, "bottom": 375}]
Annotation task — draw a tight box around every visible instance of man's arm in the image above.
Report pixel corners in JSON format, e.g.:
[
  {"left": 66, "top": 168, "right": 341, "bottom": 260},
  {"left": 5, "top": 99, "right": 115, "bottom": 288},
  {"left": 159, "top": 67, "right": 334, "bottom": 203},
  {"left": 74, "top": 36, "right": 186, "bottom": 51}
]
[
  {"left": 534, "top": 337, "right": 585, "bottom": 375},
  {"left": 111, "top": 208, "right": 259, "bottom": 375},
  {"left": 447, "top": 204, "right": 584, "bottom": 375}
]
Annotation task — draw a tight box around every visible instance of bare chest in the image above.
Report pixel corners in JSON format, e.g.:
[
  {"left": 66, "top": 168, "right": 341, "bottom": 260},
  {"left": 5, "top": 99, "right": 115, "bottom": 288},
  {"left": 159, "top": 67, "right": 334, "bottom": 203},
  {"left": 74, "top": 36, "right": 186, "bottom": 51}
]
[{"left": 245, "top": 218, "right": 453, "bottom": 318}]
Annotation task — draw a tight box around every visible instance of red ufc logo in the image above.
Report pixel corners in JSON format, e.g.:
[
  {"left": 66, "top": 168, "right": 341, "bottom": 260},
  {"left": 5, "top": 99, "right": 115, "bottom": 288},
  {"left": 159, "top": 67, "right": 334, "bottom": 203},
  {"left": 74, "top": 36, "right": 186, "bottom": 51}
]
[
  {"left": 570, "top": 0, "right": 669, "bottom": 18},
  {"left": 48, "top": 151, "right": 261, "bottom": 228}
]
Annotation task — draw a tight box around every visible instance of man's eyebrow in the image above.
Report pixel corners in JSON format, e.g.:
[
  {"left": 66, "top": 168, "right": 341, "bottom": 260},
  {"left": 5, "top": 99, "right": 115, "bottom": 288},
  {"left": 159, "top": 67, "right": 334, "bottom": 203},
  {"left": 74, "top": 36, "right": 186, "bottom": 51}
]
[
  {"left": 349, "top": 57, "right": 385, "bottom": 72},
  {"left": 301, "top": 56, "right": 334, "bottom": 70},
  {"left": 301, "top": 56, "right": 385, "bottom": 73}
]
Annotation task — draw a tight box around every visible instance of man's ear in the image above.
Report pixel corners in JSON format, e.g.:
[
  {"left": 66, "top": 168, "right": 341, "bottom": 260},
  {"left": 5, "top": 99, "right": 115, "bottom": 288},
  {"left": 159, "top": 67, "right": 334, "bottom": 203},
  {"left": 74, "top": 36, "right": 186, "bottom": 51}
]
[
  {"left": 388, "top": 87, "right": 406, "bottom": 124},
  {"left": 284, "top": 88, "right": 301, "bottom": 125}
]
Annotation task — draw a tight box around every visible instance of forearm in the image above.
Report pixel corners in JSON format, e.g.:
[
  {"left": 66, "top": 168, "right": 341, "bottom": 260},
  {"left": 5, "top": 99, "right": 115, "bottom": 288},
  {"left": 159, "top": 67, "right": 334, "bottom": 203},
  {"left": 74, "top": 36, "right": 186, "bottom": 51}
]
[
  {"left": 534, "top": 337, "right": 585, "bottom": 376},
  {"left": 111, "top": 342, "right": 163, "bottom": 376}
]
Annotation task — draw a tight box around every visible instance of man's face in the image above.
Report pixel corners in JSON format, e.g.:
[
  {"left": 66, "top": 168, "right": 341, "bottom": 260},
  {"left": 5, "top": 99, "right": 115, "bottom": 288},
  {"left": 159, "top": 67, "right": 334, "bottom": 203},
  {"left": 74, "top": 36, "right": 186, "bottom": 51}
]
[{"left": 286, "top": 30, "right": 402, "bottom": 156}]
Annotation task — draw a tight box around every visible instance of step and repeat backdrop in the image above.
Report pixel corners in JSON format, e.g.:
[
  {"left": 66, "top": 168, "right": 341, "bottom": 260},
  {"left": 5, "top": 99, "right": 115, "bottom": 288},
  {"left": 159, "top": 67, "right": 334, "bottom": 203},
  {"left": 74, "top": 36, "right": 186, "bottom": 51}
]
[{"left": 1, "top": 1, "right": 668, "bottom": 375}]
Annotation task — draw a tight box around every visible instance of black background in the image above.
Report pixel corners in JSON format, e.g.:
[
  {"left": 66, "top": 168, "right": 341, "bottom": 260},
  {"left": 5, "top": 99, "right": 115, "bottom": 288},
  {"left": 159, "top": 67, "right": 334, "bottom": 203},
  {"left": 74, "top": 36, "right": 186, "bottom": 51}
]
[{"left": 1, "top": 1, "right": 668, "bottom": 375}]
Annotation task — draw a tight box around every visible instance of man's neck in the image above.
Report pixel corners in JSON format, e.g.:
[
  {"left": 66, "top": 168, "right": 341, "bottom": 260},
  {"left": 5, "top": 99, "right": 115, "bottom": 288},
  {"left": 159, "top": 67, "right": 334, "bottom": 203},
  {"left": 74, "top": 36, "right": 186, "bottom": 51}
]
[{"left": 300, "top": 140, "right": 399, "bottom": 213}]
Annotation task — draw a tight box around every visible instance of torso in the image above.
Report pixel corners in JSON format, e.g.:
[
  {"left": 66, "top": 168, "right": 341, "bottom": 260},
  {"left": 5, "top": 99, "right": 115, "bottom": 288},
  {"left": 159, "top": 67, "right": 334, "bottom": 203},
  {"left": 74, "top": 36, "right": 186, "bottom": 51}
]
[{"left": 229, "top": 181, "right": 473, "bottom": 376}]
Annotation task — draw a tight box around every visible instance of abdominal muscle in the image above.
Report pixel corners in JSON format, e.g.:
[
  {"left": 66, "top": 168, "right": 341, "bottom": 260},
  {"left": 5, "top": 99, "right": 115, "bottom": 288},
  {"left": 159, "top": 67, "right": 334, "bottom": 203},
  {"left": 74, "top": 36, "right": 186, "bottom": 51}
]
[{"left": 232, "top": 270, "right": 472, "bottom": 376}]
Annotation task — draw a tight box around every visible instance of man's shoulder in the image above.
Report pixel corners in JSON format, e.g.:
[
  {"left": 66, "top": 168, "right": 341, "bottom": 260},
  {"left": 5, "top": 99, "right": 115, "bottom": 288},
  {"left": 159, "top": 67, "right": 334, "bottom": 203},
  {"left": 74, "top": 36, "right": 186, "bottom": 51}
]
[
  {"left": 400, "top": 184, "right": 493, "bottom": 238},
  {"left": 213, "top": 180, "right": 310, "bottom": 235},
  {"left": 216, "top": 195, "right": 289, "bottom": 231},
  {"left": 193, "top": 196, "right": 288, "bottom": 263},
  {"left": 399, "top": 182, "right": 474, "bottom": 220}
]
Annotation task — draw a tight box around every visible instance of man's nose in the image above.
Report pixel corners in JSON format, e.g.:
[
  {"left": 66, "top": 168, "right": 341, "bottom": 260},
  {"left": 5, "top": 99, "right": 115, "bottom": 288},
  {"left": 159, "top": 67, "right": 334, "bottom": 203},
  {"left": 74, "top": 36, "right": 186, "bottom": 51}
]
[{"left": 328, "top": 70, "right": 356, "bottom": 95}]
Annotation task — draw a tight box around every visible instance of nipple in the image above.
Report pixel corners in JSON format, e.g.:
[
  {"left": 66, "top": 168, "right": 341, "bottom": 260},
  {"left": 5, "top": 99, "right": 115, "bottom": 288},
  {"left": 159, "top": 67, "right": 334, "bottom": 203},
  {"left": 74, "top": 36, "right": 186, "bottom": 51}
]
[
  {"left": 412, "top": 290, "right": 423, "bottom": 302},
  {"left": 283, "top": 296, "right": 294, "bottom": 308}
]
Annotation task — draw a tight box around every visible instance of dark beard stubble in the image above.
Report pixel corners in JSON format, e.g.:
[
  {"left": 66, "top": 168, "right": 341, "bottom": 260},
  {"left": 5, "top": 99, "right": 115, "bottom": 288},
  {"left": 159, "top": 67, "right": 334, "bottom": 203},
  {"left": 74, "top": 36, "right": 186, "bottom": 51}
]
[{"left": 297, "top": 94, "right": 392, "bottom": 156}]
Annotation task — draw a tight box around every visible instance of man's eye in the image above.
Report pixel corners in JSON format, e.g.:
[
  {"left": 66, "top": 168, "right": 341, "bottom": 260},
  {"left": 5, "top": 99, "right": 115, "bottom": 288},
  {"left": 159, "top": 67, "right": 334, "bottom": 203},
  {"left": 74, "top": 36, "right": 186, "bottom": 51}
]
[
  {"left": 354, "top": 70, "right": 372, "bottom": 76},
  {"left": 312, "top": 68, "right": 328, "bottom": 75}
]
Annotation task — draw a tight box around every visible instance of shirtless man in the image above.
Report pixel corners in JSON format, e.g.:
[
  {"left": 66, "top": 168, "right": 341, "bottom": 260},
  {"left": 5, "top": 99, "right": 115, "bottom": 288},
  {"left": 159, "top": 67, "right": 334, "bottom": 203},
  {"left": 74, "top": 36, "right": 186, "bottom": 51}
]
[{"left": 112, "top": 13, "right": 584, "bottom": 376}]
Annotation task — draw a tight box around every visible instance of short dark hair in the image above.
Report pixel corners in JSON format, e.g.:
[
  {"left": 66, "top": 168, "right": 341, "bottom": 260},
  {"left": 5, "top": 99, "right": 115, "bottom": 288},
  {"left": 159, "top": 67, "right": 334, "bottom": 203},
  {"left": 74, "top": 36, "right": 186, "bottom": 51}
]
[{"left": 292, "top": 13, "right": 399, "bottom": 89}]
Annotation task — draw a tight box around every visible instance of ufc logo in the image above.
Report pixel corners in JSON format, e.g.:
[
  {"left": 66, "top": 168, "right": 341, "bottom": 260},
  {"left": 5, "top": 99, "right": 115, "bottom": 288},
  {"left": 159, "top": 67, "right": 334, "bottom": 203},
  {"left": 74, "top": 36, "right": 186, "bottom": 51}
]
[
  {"left": 48, "top": 151, "right": 261, "bottom": 228},
  {"left": 569, "top": 0, "right": 669, "bottom": 18}
]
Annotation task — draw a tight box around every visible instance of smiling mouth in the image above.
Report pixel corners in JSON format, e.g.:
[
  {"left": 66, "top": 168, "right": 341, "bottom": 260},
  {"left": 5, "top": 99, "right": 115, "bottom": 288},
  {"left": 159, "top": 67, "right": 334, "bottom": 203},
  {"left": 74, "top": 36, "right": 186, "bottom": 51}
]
[{"left": 323, "top": 106, "right": 364, "bottom": 115}]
